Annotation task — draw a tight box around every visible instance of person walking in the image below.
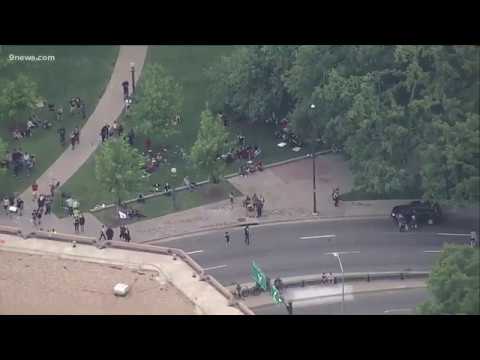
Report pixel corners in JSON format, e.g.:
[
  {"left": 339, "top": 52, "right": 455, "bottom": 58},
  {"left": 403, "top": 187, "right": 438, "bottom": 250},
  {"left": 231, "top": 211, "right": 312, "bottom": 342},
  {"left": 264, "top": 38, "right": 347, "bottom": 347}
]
[
  {"left": 99, "top": 225, "right": 107, "bottom": 241},
  {"left": 73, "top": 216, "right": 80, "bottom": 233},
  {"left": 229, "top": 192, "right": 234, "bottom": 209},
  {"left": 122, "top": 81, "right": 129, "bottom": 100},
  {"left": 244, "top": 225, "right": 250, "bottom": 246},
  {"left": 32, "top": 181, "right": 39, "bottom": 202},
  {"left": 225, "top": 231, "right": 230, "bottom": 247},
  {"left": 106, "top": 226, "right": 114, "bottom": 241},
  {"left": 79, "top": 213, "right": 85, "bottom": 233}
]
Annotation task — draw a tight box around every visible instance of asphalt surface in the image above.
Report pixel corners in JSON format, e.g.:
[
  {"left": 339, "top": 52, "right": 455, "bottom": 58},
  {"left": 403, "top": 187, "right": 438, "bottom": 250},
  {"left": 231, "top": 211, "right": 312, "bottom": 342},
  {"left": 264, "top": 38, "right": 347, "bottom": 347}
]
[
  {"left": 254, "top": 288, "right": 429, "bottom": 315},
  {"left": 148, "top": 217, "right": 478, "bottom": 285}
]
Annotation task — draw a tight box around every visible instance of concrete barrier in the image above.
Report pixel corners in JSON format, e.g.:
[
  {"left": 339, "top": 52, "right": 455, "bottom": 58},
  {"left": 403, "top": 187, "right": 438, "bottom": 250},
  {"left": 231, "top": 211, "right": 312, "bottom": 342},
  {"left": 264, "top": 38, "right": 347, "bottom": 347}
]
[
  {"left": 26, "top": 230, "right": 95, "bottom": 245},
  {"left": 229, "top": 271, "right": 431, "bottom": 294},
  {"left": 0, "top": 225, "right": 23, "bottom": 238},
  {"left": 280, "top": 271, "right": 430, "bottom": 289}
]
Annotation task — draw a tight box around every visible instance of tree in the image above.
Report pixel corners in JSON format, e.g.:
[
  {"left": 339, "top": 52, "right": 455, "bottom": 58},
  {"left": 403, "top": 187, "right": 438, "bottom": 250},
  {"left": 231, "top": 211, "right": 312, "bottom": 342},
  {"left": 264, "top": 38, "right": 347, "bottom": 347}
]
[
  {"left": 190, "top": 108, "right": 230, "bottom": 183},
  {"left": 0, "top": 136, "right": 7, "bottom": 177},
  {"left": 95, "top": 138, "right": 147, "bottom": 205},
  {"left": 206, "top": 45, "right": 297, "bottom": 122},
  {"left": 418, "top": 245, "right": 479, "bottom": 315},
  {"left": 0, "top": 74, "right": 39, "bottom": 125},
  {"left": 127, "top": 64, "right": 183, "bottom": 137}
]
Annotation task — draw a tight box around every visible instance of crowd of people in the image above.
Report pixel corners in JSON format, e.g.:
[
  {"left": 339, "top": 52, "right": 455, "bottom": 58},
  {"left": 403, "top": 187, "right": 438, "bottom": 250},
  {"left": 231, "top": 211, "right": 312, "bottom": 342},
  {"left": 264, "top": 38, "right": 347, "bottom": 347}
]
[
  {"left": 242, "top": 193, "right": 265, "bottom": 218},
  {"left": 1, "top": 148, "right": 37, "bottom": 177}
]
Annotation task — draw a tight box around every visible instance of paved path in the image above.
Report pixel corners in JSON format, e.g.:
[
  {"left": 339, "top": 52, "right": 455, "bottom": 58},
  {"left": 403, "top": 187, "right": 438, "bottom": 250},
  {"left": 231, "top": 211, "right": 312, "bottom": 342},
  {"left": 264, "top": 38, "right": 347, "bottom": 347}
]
[{"left": 1, "top": 46, "right": 148, "bottom": 237}]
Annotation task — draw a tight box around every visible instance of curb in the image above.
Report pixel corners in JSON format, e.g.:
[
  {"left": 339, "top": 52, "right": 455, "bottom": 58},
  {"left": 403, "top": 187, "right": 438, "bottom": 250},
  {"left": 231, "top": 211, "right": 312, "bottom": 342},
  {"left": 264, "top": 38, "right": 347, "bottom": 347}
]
[{"left": 140, "top": 214, "right": 387, "bottom": 244}]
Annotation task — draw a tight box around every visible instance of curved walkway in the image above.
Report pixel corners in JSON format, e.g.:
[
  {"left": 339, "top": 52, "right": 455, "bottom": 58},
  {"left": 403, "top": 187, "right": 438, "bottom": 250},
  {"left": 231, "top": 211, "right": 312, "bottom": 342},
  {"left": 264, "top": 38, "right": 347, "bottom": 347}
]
[{"left": 2, "top": 46, "right": 148, "bottom": 236}]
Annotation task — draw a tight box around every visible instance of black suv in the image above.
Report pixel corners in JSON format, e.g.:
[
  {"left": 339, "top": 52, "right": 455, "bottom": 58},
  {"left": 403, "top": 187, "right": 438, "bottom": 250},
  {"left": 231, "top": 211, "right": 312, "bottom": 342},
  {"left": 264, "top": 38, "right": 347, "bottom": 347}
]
[{"left": 391, "top": 201, "right": 443, "bottom": 225}]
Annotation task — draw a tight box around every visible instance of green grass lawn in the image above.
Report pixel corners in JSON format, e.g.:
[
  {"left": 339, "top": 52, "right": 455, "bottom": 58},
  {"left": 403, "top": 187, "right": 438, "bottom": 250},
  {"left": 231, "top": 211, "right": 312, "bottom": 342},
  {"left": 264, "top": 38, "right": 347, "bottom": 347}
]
[
  {"left": 52, "top": 46, "right": 320, "bottom": 219},
  {"left": 92, "top": 181, "right": 242, "bottom": 226},
  {"left": 0, "top": 45, "right": 119, "bottom": 196}
]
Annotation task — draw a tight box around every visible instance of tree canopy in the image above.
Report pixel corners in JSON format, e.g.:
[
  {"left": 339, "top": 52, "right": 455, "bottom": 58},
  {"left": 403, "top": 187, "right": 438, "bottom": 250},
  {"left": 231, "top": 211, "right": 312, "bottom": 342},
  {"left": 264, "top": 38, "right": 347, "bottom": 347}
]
[
  {"left": 128, "top": 63, "right": 183, "bottom": 137},
  {"left": 0, "top": 73, "right": 39, "bottom": 124},
  {"left": 206, "top": 45, "right": 480, "bottom": 205},
  {"left": 190, "top": 108, "right": 230, "bottom": 183},
  {"left": 418, "top": 244, "right": 479, "bottom": 315},
  {"left": 95, "top": 138, "right": 147, "bottom": 204}
]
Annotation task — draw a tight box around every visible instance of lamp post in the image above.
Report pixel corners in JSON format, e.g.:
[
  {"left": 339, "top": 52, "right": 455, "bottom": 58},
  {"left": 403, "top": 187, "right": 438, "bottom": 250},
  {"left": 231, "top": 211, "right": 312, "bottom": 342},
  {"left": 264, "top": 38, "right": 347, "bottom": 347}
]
[
  {"left": 170, "top": 167, "right": 177, "bottom": 210},
  {"left": 327, "top": 251, "right": 360, "bottom": 315},
  {"left": 130, "top": 62, "right": 136, "bottom": 96},
  {"left": 310, "top": 104, "right": 318, "bottom": 216}
]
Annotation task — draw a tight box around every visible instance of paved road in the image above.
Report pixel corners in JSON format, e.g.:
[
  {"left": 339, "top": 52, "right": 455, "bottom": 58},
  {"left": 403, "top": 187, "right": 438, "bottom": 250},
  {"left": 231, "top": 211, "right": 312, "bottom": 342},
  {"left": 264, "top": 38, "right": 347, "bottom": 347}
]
[
  {"left": 254, "top": 288, "right": 429, "bottom": 315},
  {"left": 148, "top": 217, "right": 478, "bottom": 285}
]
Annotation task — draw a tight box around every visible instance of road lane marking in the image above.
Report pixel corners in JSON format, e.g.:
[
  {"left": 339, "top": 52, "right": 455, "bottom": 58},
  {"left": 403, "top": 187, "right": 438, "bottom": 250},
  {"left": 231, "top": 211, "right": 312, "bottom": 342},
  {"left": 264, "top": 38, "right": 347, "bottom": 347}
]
[
  {"left": 424, "top": 250, "right": 442, "bottom": 253},
  {"left": 203, "top": 265, "right": 228, "bottom": 271},
  {"left": 300, "top": 235, "right": 336, "bottom": 239},
  {"left": 185, "top": 250, "right": 204, "bottom": 255},
  {"left": 325, "top": 251, "right": 361, "bottom": 255},
  {"left": 437, "top": 233, "right": 470, "bottom": 236},
  {"left": 384, "top": 308, "right": 412, "bottom": 314}
]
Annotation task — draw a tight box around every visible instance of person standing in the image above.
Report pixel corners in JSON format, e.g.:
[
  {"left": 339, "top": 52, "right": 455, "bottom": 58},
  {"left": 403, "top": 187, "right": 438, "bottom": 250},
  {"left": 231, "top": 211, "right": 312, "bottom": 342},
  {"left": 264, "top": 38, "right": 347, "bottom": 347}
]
[
  {"left": 70, "top": 132, "right": 76, "bottom": 150},
  {"left": 256, "top": 200, "right": 263, "bottom": 218},
  {"left": 3, "top": 197, "right": 9, "bottom": 214},
  {"left": 244, "top": 225, "right": 250, "bottom": 246},
  {"left": 73, "top": 216, "right": 80, "bottom": 233},
  {"left": 57, "top": 127, "right": 66, "bottom": 146},
  {"left": 127, "top": 128, "right": 135, "bottom": 146},
  {"left": 32, "top": 181, "right": 39, "bottom": 202},
  {"left": 99, "top": 225, "right": 107, "bottom": 241},
  {"left": 122, "top": 81, "right": 129, "bottom": 100},
  {"left": 225, "top": 231, "right": 230, "bottom": 247},
  {"left": 73, "top": 127, "right": 80, "bottom": 145},
  {"left": 80, "top": 101, "right": 86, "bottom": 119},
  {"left": 56, "top": 106, "right": 64, "bottom": 121},
  {"left": 100, "top": 125, "right": 108, "bottom": 143},
  {"left": 124, "top": 227, "right": 131, "bottom": 242},
  {"left": 16, "top": 197, "right": 24, "bottom": 216},
  {"left": 106, "top": 226, "right": 114, "bottom": 241},
  {"left": 79, "top": 213, "right": 85, "bottom": 233},
  {"left": 32, "top": 209, "right": 37, "bottom": 227},
  {"left": 229, "top": 192, "right": 234, "bottom": 209}
]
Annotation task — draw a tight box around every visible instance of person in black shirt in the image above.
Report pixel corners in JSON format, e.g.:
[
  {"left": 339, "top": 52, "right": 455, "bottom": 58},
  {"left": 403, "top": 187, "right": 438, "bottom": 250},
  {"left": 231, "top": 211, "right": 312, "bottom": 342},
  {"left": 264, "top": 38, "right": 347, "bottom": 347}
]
[{"left": 106, "top": 226, "right": 114, "bottom": 241}]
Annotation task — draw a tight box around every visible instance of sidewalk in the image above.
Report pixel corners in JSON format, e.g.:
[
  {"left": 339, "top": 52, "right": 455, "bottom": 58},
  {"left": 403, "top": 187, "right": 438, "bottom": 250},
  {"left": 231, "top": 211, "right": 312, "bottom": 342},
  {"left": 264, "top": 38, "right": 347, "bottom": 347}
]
[
  {"left": 0, "top": 46, "right": 148, "bottom": 238},
  {"left": 242, "top": 278, "right": 428, "bottom": 309},
  {"left": 0, "top": 233, "right": 242, "bottom": 315}
]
